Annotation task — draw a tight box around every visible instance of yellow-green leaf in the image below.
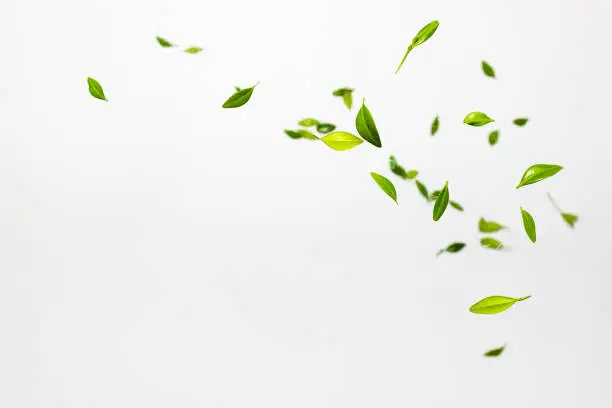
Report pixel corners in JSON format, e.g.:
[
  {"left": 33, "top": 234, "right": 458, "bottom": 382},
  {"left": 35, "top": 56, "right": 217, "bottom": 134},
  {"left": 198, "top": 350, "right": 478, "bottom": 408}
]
[
  {"left": 488, "top": 130, "right": 500, "bottom": 146},
  {"left": 298, "top": 118, "right": 319, "bottom": 127},
  {"left": 87, "top": 77, "right": 107, "bottom": 101},
  {"left": 184, "top": 46, "right": 203, "bottom": 54},
  {"left": 156, "top": 36, "right": 174, "bottom": 47},
  {"left": 479, "top": 217, "right": 505, "bottom": 233},
  {"left": 222, "top": 82, "right": 259, "bottom": 108},
  {"left": 480, "top": 237, "right": 505, "bottom": 250},
  {"left": 356, "top": 99, "right": 382, "bottom": 147},
  {"left": 433, "top": 181, "right": 449, "bottom": 221},
  {"left": 516, "top": 164, "right": 563, "bottom": 189},
  {"left": 469, "top": 295, "right": 531, "bottom": 315},
  {"left": 395, "top": 20, "right": 439, "bottom": 74},
  {"left": 320, "top": 131, "right": 363, "bottom": 151},
  {"left": 463, "top": 111, "right": 494, "bottom": 126},
  {"left": 561, "top": 213, "right": 579, "bottom": 228},
  {"left": 520, "top": 207, "right": 536, "bottom": 243},
  {"left": 370, "top": 172, "right": 398, "bottom": 204}
]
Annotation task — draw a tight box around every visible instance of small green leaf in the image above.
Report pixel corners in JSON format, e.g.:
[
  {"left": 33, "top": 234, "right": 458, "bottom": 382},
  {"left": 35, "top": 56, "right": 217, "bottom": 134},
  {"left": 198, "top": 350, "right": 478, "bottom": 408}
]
[
  {"left": 356, "top": 99, "right": 382, "bottom": 147},
  {"left": 433, "top": 181, "right": 449, "bottom": 221},
  {"left": 488, "top": 130, "right": 500, "bottom": 146},
  {"left": 405, "top": 170, "right": 418, "bottom": 179},
  {"left": 437, "top": 242, "right": 466, "bottom": 256},
  {"left": 333, "top": 88, "right": 354, "bottom": 110},
  {"left": 561, "top": 213, "right": 579, "bottom": 228},
  {"left": 389, "top": 156, "right": 407, "bottom": 179},
  {"left": 478, "top": 218, "right": 505, "bottom": 233},
  {"left": 87, "top": 77, "right": 107, "bottom": 101},
  {"left": 298, "top": 118, "right": 319, "bottom": 127},
  {"left": 285, "top": 129, "right": 319, "bottom": 140},
  {"left": 395, "top": 20, "right": 439, "bottom": 74},
  {"left": 316, "top": 123, "right": 336, "bottom": 134},
  {"left": 513, "top": 118, "right": 529, "bottom": 126},
  {"left": 431, "top": 115, "right": 439, "bottom": 136},
  {"left": 416, "top": 180, "right": 429, "bottom": 201},
  {"left": 320, "top": 131, "right": 363, "bottom": 151},
  {"left": 484, "top": 345, "right": 506, "bottom": 357},
  {"left": 184, "top": 46, "right": 203, "bottom": 54},
  {"left": 520, "top": 207, "right": 537, "bottom": 243},
  {"left": 284, "top": 130, "right": 302, "bottom": 139},
  {"left": 470, "top": 295, "right": 531, "bottom": 315},
  {"left": 222, "top": 82, "right": 259, "bottom": 108},
  {"left": 481, "top": 61, "right": 496, "bottom": 78},
  {"left": 480, "top": 237, "right": 505, "bottom": 250},
  {"left": 516, "top": 164, "right": 563, "bottom": 189},
  {"left": 450, "top": 201, "right": 464, "bottom": 211},
  {"left": 370, "top": 172, "right": 398, "bottom": 204},
  {"left": 430, "top": 190, "right": 440, "bottom": 201},
  {"left": 463, "top": 111, "right": 494, "bottom": 126},
  {"left": 156, "top": 36, "right": 174, "bottom": 47}
]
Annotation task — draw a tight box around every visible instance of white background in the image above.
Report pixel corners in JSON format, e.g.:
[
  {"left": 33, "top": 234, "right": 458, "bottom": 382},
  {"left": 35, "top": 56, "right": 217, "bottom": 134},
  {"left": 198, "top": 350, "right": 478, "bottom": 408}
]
[{"left": 2, "top": 0, "right": 612, "bottom": 406}]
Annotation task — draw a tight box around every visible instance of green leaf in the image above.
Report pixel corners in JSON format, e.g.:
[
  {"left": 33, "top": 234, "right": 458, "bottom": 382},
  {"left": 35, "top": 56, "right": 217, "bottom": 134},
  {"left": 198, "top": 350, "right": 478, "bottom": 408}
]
[
  {"left": 520, "top": 207, "right": 537, "bottom": 243},
  {"left": 450, "top": 201, "right": 464, "bottom": 211},
  {"left": 488, "top": 130, "right": 500, "bottom": 146},
  {"left": 222, "top": 82, "right": 259, "bottom": 108},
  {"left": 389, "top": 156, "right": 407, "bottom": 179},
  {"left": 561, "top": 213, "right": 579, "bottom": 228},
  {"left": 430, "top": 190, "right": 440, "bottom": 201},
  {"left": 370, "top": 172, "right": 398, "bottom": 204},
  {"left": 516, "top": 164, "right": 563, "bottom": 189},
  {"left": 395, "top": 20, "right": 439, "bottom": 74},
  {"left": 480, "top": 237, "right": 505, "bottom": 250},
  {"left": 320, "top": 131, "right": 363, "bottom": 151},
  {"left": 184, "top": 46, "right": 203, "bottom": 54},
  {"left": 298, "top": 118, "right": 319, "bottom": 127},
  {"left": 332, "top": 88, "right": 353, "bottom": 96},
  {"left": 87, "top": 77, "right": 107, "bottom": 101},
  {"left": 416, "top": 180, "right": 429, "bottom": 201},
  {"left": 469, "top": 295, "right": 531, "bottom": 315},
  {"left": 316, "top": 123, "right": 336, "bottom": 134},
  {"left": 433, "top": 181, "right": 449, "bottom": 221},
  {"left": 284, "top": 130, "right": 302, "bottom": 139},
  {"left": 478, "top": 218, "right": 505, "bottom": 233},
  {"left": 333, "top": 88, "right": 354, "bottom": 110},
  {"left": 355, "top": 99, "right": 382, "bottom": 147},
  {"left": 513, "top": 118, "right": 529, "bottom": 126},
  {"left": 156, "top": 36, "right": 174, "bottom": 47},
  {"left": 405, "top": 170, "right": 418, "bottom": 179},
  {"left": 481, "top": 61, "right": 495, "bottom": 78},
  {"left": 431, "top": 115, "right": 439, "bottom": 136},
  {"left": 484, "top": 345, "right": 506, "bottom": 357},
  {"left": 284, "top": 129, "right": 319, "bottom": 140},
  {"left": 235, "top": 87, "right": 241, "bottom": 91},
  {"left": 463, "top": 111, "right": 494, "bottom": 126},
  {"left": 437, "top": 242, "right": 466, "bottom": 256}
]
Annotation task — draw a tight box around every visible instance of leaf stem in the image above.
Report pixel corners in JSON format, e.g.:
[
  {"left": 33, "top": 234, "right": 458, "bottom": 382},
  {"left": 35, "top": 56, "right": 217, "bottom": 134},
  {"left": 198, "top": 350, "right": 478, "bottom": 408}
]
[{"left": 547, "top": 192, "right": 563, "bottom": 213}]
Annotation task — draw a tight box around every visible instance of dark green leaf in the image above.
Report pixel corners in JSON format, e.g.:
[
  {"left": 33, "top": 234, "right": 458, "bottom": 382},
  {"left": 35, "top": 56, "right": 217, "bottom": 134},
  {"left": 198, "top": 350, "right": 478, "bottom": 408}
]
[
  {"left": 370, "top": 172, "right": 398, "bottom": 204},
  {"left": 561, "top": 213, "right": 579, "bottom": 228},
  {"left": 389, "top": 156, "right": 407, "bottom": 179},
  {"left": 437, "top": 242, "right": 466, "bottom": 256},
  {"left": 355, "top": 99, "right": 382, "bottom": 147},
  {"left": 316, "top": 123, "right": 336, "bottom": 134},
  {"left": 513, "top": 118, "right": 529, "bottom": 126},
  {"left": 488, "top": 130, "right": 500, "bottom": 146},
  {"left": 450, "top": 201, "right": 464, "bottom": 211},
  {"left": 484, "top": 345, "right": 506, "bottom": 357},
  {"left": 156, "top": 36, "right": 174, "bottom": 47},
  {"left": 395, "top": 20, "right": 439, "bottom": 74},
  {"left": 320, "top": 131, "right": 363, "bottom": 151},
  {"left": 463, "top": 111, "right": 494, "bottom": 126},
  {"left": 481, "top": 61, "right": 495, "bottom": 78},
  {"left": 87, "top": 77, "right": 107, "bottom": 101},
  {"left": 222, "top": 82, "right": 259, "bottom": 108},
  {"left": 478, "top": 218, "right": 505, "bottom": 233},
  {"left": 480, "top": 237, "right": 505, "bottom": 250},
  {"left": 433, "top": 181, "right": 449, "bottom": 221},
  {"left": 184, "top": 46, "right": 203, "bottom": 54},
  {"left": 470, "top": 295, "right": 530, "bottom": 315},
  {"left": 516, "top": 164, "right": 563, "bottom": 189},
  {"left": 284, "top": 130, "right": 302, "bottom": 139},
  {"left": 416, "top": 180, "right": 429, "bottom": 201},
  {"left": 298, "top": 118, "right": 319, "bottom": 127},
  {"left": 431, "top": 115, "right": 439, "bottom": 136},
  {"left": 520, "top": 207, "right": 536, "bottom": 243}
]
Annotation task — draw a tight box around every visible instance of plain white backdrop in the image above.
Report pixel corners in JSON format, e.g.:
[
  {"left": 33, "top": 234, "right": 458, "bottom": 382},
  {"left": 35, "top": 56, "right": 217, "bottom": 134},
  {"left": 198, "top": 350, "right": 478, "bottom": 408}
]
[{"left": 1, "top": 0, "right": 612, "bottom": 406}]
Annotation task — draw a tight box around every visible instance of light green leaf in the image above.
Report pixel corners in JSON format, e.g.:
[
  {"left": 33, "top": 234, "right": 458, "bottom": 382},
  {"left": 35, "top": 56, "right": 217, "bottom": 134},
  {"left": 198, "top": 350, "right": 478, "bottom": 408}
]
[
  {"left": 222, "top": 82, "right": 259, "bottom": 108},
  {"left": 484, "top": 345, "right": 506, "bottom": 357},
  {"left": 463, "top": 111, "right": 495, "bottom": 126},
  {"left": 450, "top": 201, "right": 464, "bottom": 211},
  {"left": 332, "top": 88, "right": 353, "bottom": 96},
  {"left": 516, "top": 164, "right": 563, "bottom": 189},
  {"left": 480, "top": 237, "right": 505, "bottom": 250},
  {"left": 320, "top": 131, "right": 363, "bottom": 151},
  {"left": 431, "top": 115, "right": 439, "bottom": 136},
  {"left": 395, "top": 20, "right": 439, "bottom": 74},
  {"left": 298, "top": 118, "right": 319, "bottom": 127},
  {"left": 437, "top": 242, "right": 466, "bottom": 257},
  {"left": 184, "top": 46, "right": 203, "bottom": 54},
  {"left": 481, "top": 61, "right": 495, "bottom": 78},
  {"left": 316, "top": 123, "right": 336, "bottom": 134},
  {"left": 513, "top": 118, "right": 529, "bottom": 126},
  {"left": 416, "top": 180, "right": 429, "bottom": 201},
  {"left": 520, "top": 207, "right": 537, "bottom": 243},
  {"left": 470, "top": 295, "right": 531, "bottom": 315},
  {"left": 333, "top": 88, "right": 354, "bottom": 110},
  {"left": 356, "top": 99, "right": 382, "bottom": 147},
  {"left": 561, "top": 213, "right": 579, "bottom": 228},
  {"left": 405, "top": 170, "right": 419, "bottom": 179},
  {"left": 479, "top": 218, "right": 505, "bottom": 233},
  {"left": 488, "top": 130, "right": 500, "bottom": 146},
  {"left": 156, "top": 36, "right": 174, "bottom": 47},
  {"left": 87, "top": 77, "right": 107, "bottom": 101},
  {"left": 433, "top": 181, "right": 449, "bottom": 221},
  {"left": 370, "top": 172, "right": 398, "bottom": 204}
]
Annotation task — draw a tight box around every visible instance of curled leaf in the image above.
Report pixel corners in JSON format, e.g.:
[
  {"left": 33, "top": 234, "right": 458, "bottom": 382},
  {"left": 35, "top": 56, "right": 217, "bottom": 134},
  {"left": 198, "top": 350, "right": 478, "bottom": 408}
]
[
  {"left": 356, "top": 99, "right": 382, "bottom": 147},
  {"left": 316, "top": 123, "right": 336, "bottom": 134},
  {"left": 333, "top": 88, "right": 354, "bottom": 110},
  {"left": 470, "top": 295, "right": 531, "bottom": 315},
  {"left": 222, "top": 82, "right": 259, "bottom": 108},
  {"left": 320, "top": 131, "right": 363, "bottom": 151},
  {"left": 370, "top": 172, "right": 398, "bottom": 204},
  {"left": 561, "top": 213, "right": 579, "bottom": 228},
  {"left": 463, "top": 111, "right": 494, "bottom": 126},
  {"left": 478, "top": 218, "right": 505, "bottom": 233},
  {"left": 516, "top": 164, "right": 563, "bottom": 189},
  {"left": 520, "top": 207, "right": 536, "bottom": 243}
]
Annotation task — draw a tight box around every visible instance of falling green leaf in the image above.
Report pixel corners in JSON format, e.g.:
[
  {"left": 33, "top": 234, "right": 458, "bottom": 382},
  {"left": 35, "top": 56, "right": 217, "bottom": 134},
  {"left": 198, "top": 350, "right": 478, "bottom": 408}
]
[
  {"left": 222, "top": 82, "right": 259, "bottom": 108},
  {"left": 389, "top": 156, "right": 417, "bottom": 179},
  {"left": 184, "top": 46, "right": 203, "bottom": 54},
  {"left": 513, "top": 118, "right": 529, "bottom": 126},
  {"left": 356, "top": 99, "right": 382, "bottom": 147},
  {"left": 284, "top": 129, "right": 318, "bottom": 140},
  {"left": 480, "top": 237, "right": 505, "bottom": 250},
  {"left": 463, "top": 111, "right": 495, "bottom": 126},
  {"left": 87, "top": 77, "right": 107, "bottom": 101},
  {"left": 516, "top": 164, "right": 563, "bottom": 189},
  {"left": 235, "top": 87, "right": 241, "bottom": 91},
  {"left": 478, "top": 218, "right": 505, "bottom": 233},
  {"left": 436, "top": 242, "right": 466, "bottom": 256},
  {"left": 431, "top": 115, "right": 439, "bottom": 136},
  {"left": 430, "top": 190, "right": 440, "bottom": 201},
  {"left": 488, "top": 130, "right": 500, "bottom": 146},
  {"left": 433, "top": 181, "right": 449, "bottom": 221},
  {"left": 333, "top": 88, "right": 354, "bottom": 110},
  {"left": 520, "top": 207, "right": 536, "bottom": 243},
  {"left": 370, "top": 172, "right": 398, "bottom": 204},
  {"left": 416, "top": 180, "right": 430, "bottom": 201},
  {"left": 562, "top": 213, "right": 579, "bottom": 228},
  {"left": 405, "top": 170, "right": 418, "bottom": 179},
  {"left": 316, "top": 123, "right": 336, "bottom": 134},
  {"left": 484, "top": 345, "right": 506, "bottom": 357},
  {"left": 450, "top": 201, "right": 464, "bottom": 211},
  {"left": 284, "top": 130, "right": 302, "bottom": 139},
  {"left": 481, "top": 61, "right": 496, "bottom": 78},
  {"left": 156, "top": 36, "right": 174, "bottom": 47},
  {"left": 298, "top": 118, "right": 319, "bottom": 127},
  {"left": 320, "top": 131, "right": 363, "bottom": 151},
  {"left": 470, "top": 295, "right": 531, "bottom": 315},
  {"left": 395, "top": 20, "right": 439, "bottom": 74}
]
